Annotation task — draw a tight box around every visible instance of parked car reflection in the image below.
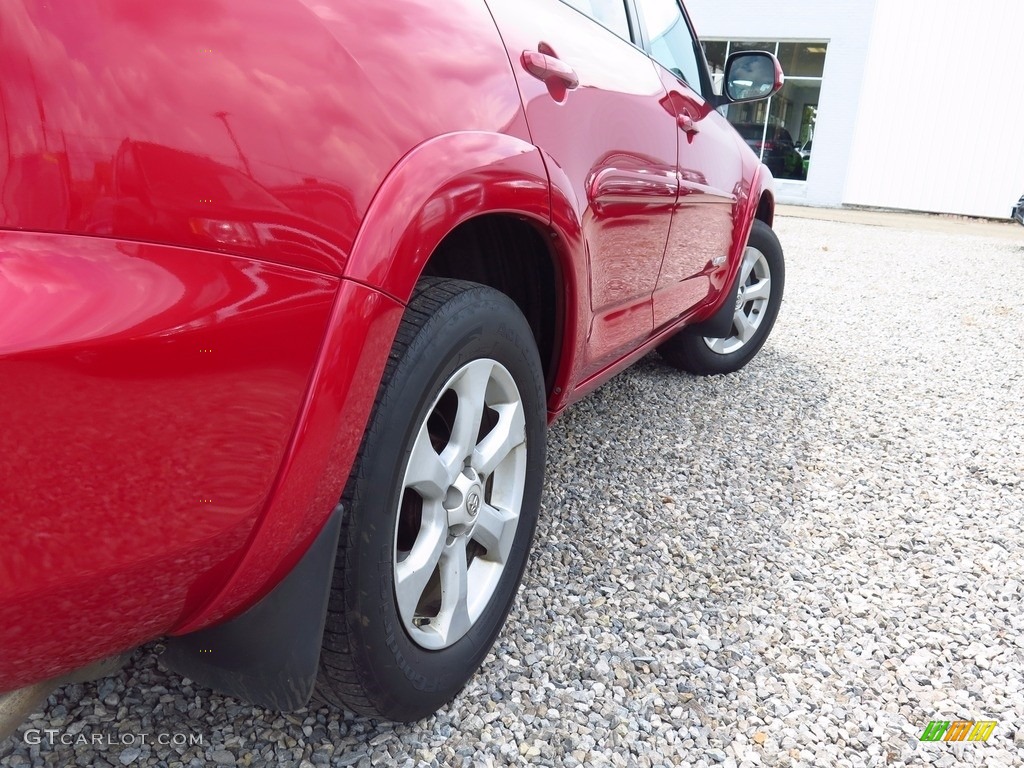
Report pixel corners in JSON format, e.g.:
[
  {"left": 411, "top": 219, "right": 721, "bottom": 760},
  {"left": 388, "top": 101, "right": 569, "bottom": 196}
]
[{"left": 733, "top": 122, "right": 805, "bottom": 180}]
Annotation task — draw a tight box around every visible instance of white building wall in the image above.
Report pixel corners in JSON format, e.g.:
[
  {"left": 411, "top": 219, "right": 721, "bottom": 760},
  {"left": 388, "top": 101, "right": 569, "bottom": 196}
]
[
  {"left": 685, "top": 0, "right": 878, "bottom": 207},
  {"left": 844, "top": 0, "right": 1024, "bottom": 218}
]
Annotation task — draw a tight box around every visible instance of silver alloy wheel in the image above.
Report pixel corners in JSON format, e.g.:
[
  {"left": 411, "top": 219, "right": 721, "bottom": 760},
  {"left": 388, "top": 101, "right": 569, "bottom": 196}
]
[
  {"left": 704, "top": 244, "right": 772, "bottom": 355},
  {"left": 393, "top": 358, "right": 527, "bottom": 650}
]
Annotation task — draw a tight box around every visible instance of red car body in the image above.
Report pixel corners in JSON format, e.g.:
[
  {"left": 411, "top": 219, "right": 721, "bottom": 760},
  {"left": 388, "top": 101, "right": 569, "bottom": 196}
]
[{"left": 0, "top": 0, "right": 775, "bottom": 705}]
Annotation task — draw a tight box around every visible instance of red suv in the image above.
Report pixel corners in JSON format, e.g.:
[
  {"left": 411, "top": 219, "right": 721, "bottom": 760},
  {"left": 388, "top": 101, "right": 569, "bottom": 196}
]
[{"left": 0, "top": 0, "right": 785, "bottom": 728}]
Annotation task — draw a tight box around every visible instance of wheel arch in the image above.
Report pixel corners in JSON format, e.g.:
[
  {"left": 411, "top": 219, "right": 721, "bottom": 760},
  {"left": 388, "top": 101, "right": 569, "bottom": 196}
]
[
  {"left": 420, "top": 214, "right": 561, "bottom": 396},
  {"left": 344, "top": 131, "right": 552, "bottom": 302},
  {"left": 693, "top": 165, "right": 776, "bottom": 323},
  {"left": 345, "top": 131, "right": 586, "bottom": 412},
  {"left": 733, "top": 167, "right": 775, "bottom": 275},
  {"left": 755, "top": 188, "right": 775, "bottom": 228}
]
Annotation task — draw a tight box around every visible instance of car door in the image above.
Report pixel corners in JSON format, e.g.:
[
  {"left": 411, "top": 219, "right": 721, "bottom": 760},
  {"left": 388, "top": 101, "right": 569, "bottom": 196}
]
[
  {"left": 485, "top": 0, "right": 679, "bottom": 381},
  {"left": 633, "top": 0, "right": 745, "bottom": 330}
]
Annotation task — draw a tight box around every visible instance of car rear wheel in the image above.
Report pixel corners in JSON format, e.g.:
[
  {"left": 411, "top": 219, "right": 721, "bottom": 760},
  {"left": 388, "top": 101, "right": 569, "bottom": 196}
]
[
  {"left": 315, "top": 277, "right": 546, "bottom": 721},
  {"left": 658, "top": 219, "right": 784, "bottom": 375}
]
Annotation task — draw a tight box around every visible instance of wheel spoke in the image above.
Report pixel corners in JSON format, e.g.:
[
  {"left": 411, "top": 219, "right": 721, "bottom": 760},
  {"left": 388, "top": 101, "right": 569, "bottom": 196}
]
[
  {"left": 702, "top": 247, "right": 767, "bottom": 355},
  {"left": 739, "top": 246, "right": 759, "bottom": 285},
  {"left": 405, "top": 422, "right": 451, "bottom": 500},
  {"left": 443, "top": 360, "right": 493, "bottom": 471},
  {"left": 393, "top": 509, "right": 446, "bottom": 626},
  {"left": 472, "top": 401, "right": 525, "bottom": 477},
  {"left": 733, "top": 308, "right": 755, "bottom": 342},
  {"left": 705, "top": 336, "right": 727, "bottom": 354},
  {"left": 472, "top": 502, "right": 517, "bottom": 564},
  {"left": 393, "top": 353, "right": 530, "bottom": 650},
  {"left": 434, "top": 541, "right": 471, "bottom": 645},
  {"left": 743, "top": 277, "right": 770, "bottom": 303}
]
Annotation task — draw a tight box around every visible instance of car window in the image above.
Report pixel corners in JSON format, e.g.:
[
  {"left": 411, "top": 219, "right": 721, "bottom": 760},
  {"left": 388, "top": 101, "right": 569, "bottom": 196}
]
[
  {"left": 735, "top": 124, "right": 763, "bottom": 141},
  {"left": 559, "top": 0, "right": 632, "bottom": 41},
  {"left": 634, "top": 0, "right": 704, "bottom": 95}
]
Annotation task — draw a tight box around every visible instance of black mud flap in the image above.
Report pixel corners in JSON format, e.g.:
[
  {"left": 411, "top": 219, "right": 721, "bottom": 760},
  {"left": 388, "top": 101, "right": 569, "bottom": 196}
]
[
  {"left": 687, "top": 266, "right": 743, "bottom": 338},
  {"left": 161, "top": 504, "right": 343, "bottom": 710}
]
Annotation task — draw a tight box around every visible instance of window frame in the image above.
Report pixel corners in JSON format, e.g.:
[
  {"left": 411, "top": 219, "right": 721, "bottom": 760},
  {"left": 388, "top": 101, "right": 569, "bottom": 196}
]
[
  {"left": 625, "top": 0, "right": 715, "bottom": 100},
  {"left": 556, "top": 0, "right": 643, "bottom": 49}
]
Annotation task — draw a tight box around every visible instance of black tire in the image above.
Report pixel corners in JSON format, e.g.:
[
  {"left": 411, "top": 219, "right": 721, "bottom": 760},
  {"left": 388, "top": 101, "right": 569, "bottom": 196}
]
[
  {"left": 659, "top": 219, "right": 784, "bottom": 375},
  {"left": 315, "top": 277, "right": 546, "bottom": 721}
]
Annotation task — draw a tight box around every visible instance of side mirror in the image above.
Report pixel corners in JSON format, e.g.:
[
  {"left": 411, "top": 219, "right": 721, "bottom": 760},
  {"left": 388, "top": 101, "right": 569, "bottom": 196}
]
[{"left": 721, "top": 51, "right": 783, "bottom": 104}]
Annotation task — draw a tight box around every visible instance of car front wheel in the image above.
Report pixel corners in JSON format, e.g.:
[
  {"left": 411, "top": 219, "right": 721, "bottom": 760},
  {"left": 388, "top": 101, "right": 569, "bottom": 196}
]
[
  {"left": 658, "top": 219, "right": 785, "bottom": 375},
  {"left": 315, "top": 277, "right": 546, "bottom": 721}
]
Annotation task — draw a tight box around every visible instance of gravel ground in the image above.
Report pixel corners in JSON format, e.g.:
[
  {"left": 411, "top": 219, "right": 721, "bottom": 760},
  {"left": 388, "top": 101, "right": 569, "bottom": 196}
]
[{"left": 4, "top": 215, "right": 1024, "bottom": 767}]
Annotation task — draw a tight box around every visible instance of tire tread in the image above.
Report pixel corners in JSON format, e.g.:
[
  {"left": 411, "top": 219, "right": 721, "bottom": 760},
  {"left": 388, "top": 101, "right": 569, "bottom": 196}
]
[{"left": 313, "top": 277, "right": 517, "bottom": 716}]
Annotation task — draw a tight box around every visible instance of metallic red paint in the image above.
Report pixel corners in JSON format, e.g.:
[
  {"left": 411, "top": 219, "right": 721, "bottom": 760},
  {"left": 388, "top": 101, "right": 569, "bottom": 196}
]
[
  {"left": 171, "top": 279, "right": 405, "bottom": 633},
  {"left": 0, "top": 0, "right": 777, "bottom": 694},
  {"left": 0, "top": 0, "right": 528, "bottom": 275},
  {"left": 339, "top": 133, "right": 550, "bottom": 302},
  {"left": 0, "top": 0, "right": 536, "bottom": 687},
  {"left": 652, "top": 83, "right": 741, "bottom": 331},
  {"left": 487, "top": 0, "right": 681, "bottom": 378},
  {"left": 0, "top": 230, "right": 336, "bottom": 689}
]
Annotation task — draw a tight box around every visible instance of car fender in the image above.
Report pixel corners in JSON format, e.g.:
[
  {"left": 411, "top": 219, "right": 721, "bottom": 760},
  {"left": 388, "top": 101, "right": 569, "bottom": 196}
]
[
  {"left": 343, "top": 131, "right": 551, "bottom": 300},
  {"left": 171, "top": 131, "right": 588, "bottom": 635},
  {"left": 344, "top": 130, "right": 589, "bottom": 415},
  {"left": 690, "top": 161, "right": 775, "bottom": 329}
]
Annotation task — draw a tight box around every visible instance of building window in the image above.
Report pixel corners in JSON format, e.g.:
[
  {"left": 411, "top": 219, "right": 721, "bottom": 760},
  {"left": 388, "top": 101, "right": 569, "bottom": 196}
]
[{"left": 703, "top": 40, "right": 827, "bottom": 181}]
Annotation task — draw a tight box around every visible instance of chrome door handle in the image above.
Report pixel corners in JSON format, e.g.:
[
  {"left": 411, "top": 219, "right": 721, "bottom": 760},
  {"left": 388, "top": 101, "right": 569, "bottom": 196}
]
[
  {"left": 678, "top": 110, "right": 700, "bottom": 134},
  {"left": 521, "top": 50, "right": 579, "bottom": 90}
]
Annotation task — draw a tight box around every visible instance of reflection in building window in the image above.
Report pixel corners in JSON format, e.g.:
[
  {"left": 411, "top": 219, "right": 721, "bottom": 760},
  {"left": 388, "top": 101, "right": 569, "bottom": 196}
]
[
  {"left": 560, "top": 0, "right": 631, "bottom": 41},
  {"left": 702, "top": 41, "right": 826, "bottom": 181}
]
